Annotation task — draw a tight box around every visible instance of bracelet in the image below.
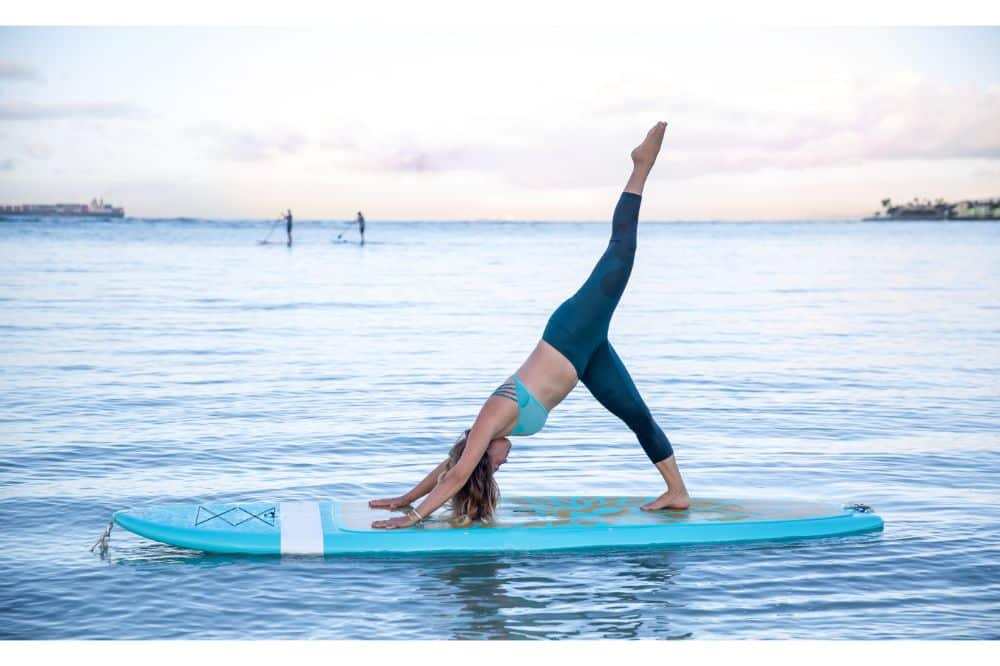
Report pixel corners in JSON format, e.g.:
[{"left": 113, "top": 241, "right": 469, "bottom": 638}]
[{"left": 409, "top": 508, "right": 424, "bottom": 522}]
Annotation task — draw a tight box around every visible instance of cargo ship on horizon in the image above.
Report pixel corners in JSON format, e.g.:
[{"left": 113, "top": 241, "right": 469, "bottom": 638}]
[{"left": 0, "top": 197, "right": 125, "bottom": 218}]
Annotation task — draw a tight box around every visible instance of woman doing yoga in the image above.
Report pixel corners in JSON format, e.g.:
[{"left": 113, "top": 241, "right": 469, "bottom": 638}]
[{"left": 369, "top": 121, "right": 689, "bottom": 529}]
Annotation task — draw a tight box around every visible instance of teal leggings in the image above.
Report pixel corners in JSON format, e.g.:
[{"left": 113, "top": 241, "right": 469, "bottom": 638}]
[{"left": 542, "top": 192, "right": 674, "bottom": 463}]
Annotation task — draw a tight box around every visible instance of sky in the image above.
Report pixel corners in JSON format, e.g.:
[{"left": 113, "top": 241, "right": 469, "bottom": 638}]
[{"left": 1, "top": 26, "right": 998, "bottom": 220}]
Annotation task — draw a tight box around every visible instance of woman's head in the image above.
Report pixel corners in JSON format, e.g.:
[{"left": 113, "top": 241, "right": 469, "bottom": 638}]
[
  {"left": 486, "top": 436, "right": 512, "bottom": 472},
  {"left": 441, "top": 430, "right": 509, "bottom": 526}
]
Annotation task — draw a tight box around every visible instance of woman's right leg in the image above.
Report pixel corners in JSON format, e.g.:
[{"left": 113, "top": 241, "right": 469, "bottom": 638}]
[
  {"left": 541, "top": 122, "right": 668, "bottom": 377},
  {"left": 542, "top": 191, "right": 641, "bottom": 375}
]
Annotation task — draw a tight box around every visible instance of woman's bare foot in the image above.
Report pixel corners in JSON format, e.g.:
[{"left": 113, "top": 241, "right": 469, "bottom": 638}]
[
  {"left": 640, "top": 454, "right": 690, "bottom": 511},
  {"left": 630, "top": 121, "right": 667, "bottom": 171},
  {"left": 624, "top": 121, "right": 667, "bottom": 195},
  {"left": 641, "top": 489, "right": 691, "bottom": 511}
]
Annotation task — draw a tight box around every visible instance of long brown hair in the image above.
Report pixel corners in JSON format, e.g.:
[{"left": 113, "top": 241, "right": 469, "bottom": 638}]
[{"left": 439, "top": 429, "right": 500, "bottom": 526}]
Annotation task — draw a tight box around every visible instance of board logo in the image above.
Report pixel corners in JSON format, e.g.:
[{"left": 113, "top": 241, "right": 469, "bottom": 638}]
[{"left": 194, "top": 505, "right": 277, "bottom": 528}]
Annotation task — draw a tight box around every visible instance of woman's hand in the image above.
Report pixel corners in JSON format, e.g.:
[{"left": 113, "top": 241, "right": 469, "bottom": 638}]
[
  {"left": 368, "top": 496, "right": 410, "bottom": 510},
  {"left": 371, "top": 514, "right": 419, "bottom": 530}
]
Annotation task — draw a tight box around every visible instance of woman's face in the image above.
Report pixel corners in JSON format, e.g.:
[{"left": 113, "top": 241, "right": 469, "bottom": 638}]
[{"left": 486, "top": 437, "right": 512, "bottom": 472}]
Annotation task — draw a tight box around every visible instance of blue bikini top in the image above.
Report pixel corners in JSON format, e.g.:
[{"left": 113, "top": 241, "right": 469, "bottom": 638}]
[{"left": 492, "top": 374, "right": 549, "bottom": 436}]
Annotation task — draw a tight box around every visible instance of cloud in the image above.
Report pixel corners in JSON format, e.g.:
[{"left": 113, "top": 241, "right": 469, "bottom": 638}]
[
  {"left": 189, "top": 125, "right": 308, "bottom": 162},
  {"left": 305, "top": 74, "right": 1000, "bottom": 192},
  {"left": 319, "top": 137, "right": 359, "bottom": 152},
  {"left": 308, "top": 74, "right": 1000, "bottom": 192},
  {"left": 319, "top": 130, "right": 479, "bottom": 173},
  {"left": 0, "top": 62, "right": 42, "bottom": 82},
  {"left": 591, "top": 77, "right": 1000, "bottom": 180},
  {"left": 0, "top": 158, "right": 14, "bottom": 171},
  {"left": 0, "top": 100, "right": 147, "bottom": 121},
  {"left": 373, "top": 146, "right": 473, "bottom": 173},
  {"left": 970, "top": 165, "right": 1000, "bottom": 179},
  {"left": 447, "top": 77, "right": 1000, "bottom": 190},
  {"left": 22, "top": 142, "right": 52, "bottom": 160}
]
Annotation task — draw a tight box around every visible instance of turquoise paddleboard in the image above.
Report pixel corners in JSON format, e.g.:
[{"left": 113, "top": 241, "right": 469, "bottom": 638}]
[{"left": 113, "top": 496, "right": 883, "bottom": 555}]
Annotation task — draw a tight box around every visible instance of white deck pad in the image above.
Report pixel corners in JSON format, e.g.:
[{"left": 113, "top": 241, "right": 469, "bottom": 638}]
[{"left": 279, "top": 501, "right": 324, "bottom": 554}]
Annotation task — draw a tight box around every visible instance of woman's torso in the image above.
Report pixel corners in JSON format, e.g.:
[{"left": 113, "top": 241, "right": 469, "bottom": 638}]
[
  {"left": 488, "top": 340, "right": 578, "bottom": 438},
  {"left": 516, "top": 339, "right": 578, "bottom": 410}
]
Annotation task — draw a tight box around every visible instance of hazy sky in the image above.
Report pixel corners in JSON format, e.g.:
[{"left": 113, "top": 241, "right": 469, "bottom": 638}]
[{"left": 1, "top": 26, "right": 998, "bottom": 220}]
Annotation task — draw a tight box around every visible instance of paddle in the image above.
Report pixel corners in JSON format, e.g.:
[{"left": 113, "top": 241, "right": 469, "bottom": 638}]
[
  {"left": 258, "top": 217, "right": 283, "bottom": 244},
  {"left": 336, "top": 221, "right": 355, "bottom": 240}
]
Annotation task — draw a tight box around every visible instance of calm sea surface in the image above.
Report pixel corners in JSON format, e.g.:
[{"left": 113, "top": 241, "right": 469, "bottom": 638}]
[{"left": 1, "top": 212, "right": 998, "bottom": 639}]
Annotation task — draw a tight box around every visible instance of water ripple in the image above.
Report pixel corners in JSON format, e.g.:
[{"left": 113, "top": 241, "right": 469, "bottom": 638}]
[{"left": 0, "top": 218, "right": 998, "bottom": 638}]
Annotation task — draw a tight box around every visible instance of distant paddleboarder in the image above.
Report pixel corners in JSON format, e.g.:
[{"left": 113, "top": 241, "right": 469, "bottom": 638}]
[
  {"left": 336, "top": 211, "right": 366, "bottom": 244},
  {"left": 257, "top": 211, "right": 289, "bottom": 245},
  {"left": 370, "top": 122, "right": 688, "bottom": 530}
]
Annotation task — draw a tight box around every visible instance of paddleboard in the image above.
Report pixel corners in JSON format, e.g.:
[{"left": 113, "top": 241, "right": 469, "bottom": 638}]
[{"left": 113, "top": 496, "right": 883, "bottom": 555}]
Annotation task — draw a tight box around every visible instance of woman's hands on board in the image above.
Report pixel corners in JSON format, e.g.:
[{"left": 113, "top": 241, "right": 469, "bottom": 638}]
[
  {"left": 368, "top": 496, "right": 411, "bottom": 510},
  {"left": 371, "top": 513, "right": 420, "bottom": 530},
  {"left": 369, "top": 497, "right": 420, "bottom": 528}
]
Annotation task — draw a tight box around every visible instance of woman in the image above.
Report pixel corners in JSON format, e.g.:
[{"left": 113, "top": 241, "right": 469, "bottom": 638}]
[{"left": 370, "top": 122, "right": 689, "bottom": 529}]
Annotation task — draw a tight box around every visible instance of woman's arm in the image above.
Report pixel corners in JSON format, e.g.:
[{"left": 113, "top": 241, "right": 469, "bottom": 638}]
[
  {"left": 372, "top": 397, "right": 515, "bottom": 529},
  {"left": 369, "top": 458, "right": 449, "bottom": 509}
]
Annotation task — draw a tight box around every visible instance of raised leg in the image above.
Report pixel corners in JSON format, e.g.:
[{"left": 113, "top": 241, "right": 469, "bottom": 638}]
[
  {"left": 542, "top": 121, "right": 668, "bottom": 376},
  {"left": 541, "top": 191, "right": 641, "bottom": 375}
]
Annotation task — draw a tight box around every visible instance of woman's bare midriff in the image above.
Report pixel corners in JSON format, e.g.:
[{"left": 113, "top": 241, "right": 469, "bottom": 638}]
[{"left": 515, "top": 339, "right": 579, "bottom": 411}]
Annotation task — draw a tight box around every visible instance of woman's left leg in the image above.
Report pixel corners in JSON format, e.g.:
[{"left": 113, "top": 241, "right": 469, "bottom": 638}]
[
  {"left": 581, "top": 340, "right": 672, "bottom": 463},
  {"left": 570, "top": 122, "right": 688, "bottom": 510},
  {"left": 580, "top": 340, "right": 689, "bottom": 510}
]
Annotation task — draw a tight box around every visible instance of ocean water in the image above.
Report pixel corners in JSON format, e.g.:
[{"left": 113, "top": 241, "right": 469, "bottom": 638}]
[{"left": 1, "top": 212, "right": 998, "bottom": 639}]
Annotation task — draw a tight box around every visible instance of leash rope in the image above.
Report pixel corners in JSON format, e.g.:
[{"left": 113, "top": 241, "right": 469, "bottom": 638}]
[{"left": 90, "top": 519, "right": 115, "bottom": 556}]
